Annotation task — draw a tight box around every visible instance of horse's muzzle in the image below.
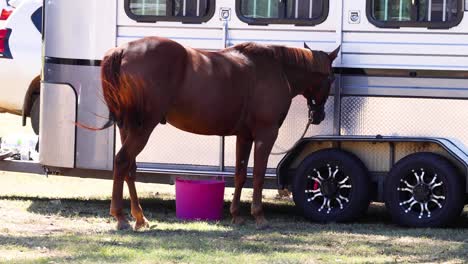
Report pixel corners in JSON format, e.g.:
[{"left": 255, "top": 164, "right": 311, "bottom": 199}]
[
  {"left": 311, "top": 110, "right": 325, "bottom": 125},
  {"left": 307, "top": 98, "right": 326, "bottom": 125}
]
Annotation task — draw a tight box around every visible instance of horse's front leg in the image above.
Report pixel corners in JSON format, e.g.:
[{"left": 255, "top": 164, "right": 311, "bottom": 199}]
[
  {"left": 252, "top": 128, "right": 279, "bottom": 229},
  {"left": 230, "top": 135, "right": 253, "bottom": 225}
]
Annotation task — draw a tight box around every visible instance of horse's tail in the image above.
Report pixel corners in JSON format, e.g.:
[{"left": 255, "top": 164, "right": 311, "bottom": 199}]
[
  {"left": 99, "top": 48, "right": 124, "bottom": 129},
  {"left": 77, "top": 48, "right": 146, "bottom": 131},
  {"left": 75, "top": 50, "right": 122, "bottom": 131},
  {"left": 100, "top": 48, "right": 145, "bottom": 129}
]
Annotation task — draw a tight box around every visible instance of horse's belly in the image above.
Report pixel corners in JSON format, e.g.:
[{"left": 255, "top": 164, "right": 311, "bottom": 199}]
[
  {"left": 166, "top": 113, "right": 240, "bottom": 136},
  {"left": 165, "top": 75, "right": 247, "bottom": 136}
]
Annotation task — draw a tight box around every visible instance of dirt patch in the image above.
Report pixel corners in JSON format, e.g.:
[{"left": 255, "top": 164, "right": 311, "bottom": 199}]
[
  {"left": 0, "top": 200, "right": 112, "bottom": 236},
  {"left": 0, "top": 248, "right": 69, "bottom": 263}
]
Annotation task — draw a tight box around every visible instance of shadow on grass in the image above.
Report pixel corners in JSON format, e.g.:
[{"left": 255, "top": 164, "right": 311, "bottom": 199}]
[
  {"left": 0, "top": 219, "right": 467, "bottom": 264},
  {"left": 1, "top": 194, "right": 303, "bottom": 222},
  {"left": 1, "top": 194, "right": 467, "bottom": 228},
  {"left": 1, "top": 195, "right": 467, "bottom": 263},
  {"left": 1, "top": 197, "right": 467, "bottom": 229}
]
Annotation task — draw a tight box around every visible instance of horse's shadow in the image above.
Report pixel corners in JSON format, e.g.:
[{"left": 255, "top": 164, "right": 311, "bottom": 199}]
[
  {"left": 22, "top": 196, "right": 300, "bottom": 223},
  {"left": 16, "top": 195, "right": 468, "bottom": 229},
  {"left": 1, "top": 194, "right": 466, "bottom": 261},
  {"left": 1, "top": 196, "right": 466, "bottom": 264}
]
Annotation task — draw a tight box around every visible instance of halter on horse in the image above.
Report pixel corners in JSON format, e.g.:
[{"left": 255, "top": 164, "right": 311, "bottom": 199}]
[{"left": 99, "top": 37, "right": 339, "bottom": 230}]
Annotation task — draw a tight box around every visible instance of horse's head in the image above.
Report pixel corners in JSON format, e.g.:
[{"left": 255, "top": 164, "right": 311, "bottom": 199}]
[{"left": 302, "top": 44, "right": 340, "bottom": 125}]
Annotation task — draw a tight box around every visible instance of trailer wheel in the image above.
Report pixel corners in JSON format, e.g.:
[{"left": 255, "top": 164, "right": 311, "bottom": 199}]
[
  {"left": 384, "top": 152, "right": 465, "bottom": 227},
  {"left": 293, "top": 148, "right": 371, "bottom": 222},
  {"left": 30, "top": 96, "right": 40, "bottom": 135}
]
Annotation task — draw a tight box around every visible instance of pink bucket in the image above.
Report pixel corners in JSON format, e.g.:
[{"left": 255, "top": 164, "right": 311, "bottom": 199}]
[{"left": 175, "top": 178, "right": 225, "bottom": 221}]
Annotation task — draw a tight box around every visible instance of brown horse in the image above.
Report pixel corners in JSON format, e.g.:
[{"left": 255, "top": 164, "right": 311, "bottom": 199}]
[{"left": 100, "top": 36, "right": 339, "bottom": 230}]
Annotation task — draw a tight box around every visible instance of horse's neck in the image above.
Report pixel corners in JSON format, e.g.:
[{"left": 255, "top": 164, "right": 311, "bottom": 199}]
[
  {"left": 272, "top": 46, "right": 312, "bottom": 97},
  {"left": 274, "top": 46, "right": 330, "bottom": 98},
  {"left": 283, "top": 67, "right": 308, "bottom": 98}
]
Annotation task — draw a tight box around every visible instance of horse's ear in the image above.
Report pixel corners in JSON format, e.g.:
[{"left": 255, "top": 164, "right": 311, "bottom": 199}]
[
  {"left": 303, "top": 42, "right": 312, "bottom": 50},
  {"left": 328, "top": 46, "right": 341, "bottom": 61}
]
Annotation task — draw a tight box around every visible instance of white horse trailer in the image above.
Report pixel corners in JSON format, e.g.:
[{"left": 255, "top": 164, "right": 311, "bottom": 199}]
[{"left": 35, "top": 0, "right": 467, "bottom": 227}]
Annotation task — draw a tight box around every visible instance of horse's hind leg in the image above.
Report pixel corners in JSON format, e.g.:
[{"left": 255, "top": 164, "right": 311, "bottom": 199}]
[
  {"left": 110, "top": 139, "right": 131, "bottom": 230},
  {"left": 125, "top": 161, "right": 149, "bottom": 230},
  {"left": 251, "top": 127, "right": 278, "bottom": 229},
  {"left": 230, "top": 135, "right": 253, "bottom": 225},
  {"left": 111, "top": 126, "right": 153, "bottom": 230}
]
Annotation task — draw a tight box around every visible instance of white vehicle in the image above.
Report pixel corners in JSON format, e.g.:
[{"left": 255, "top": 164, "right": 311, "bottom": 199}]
[
  {"left": 2, "top": 0, "right": 24, "bottom": 9},
  {"left": 0, "top": 0, "right": 41, "bottom": 134},
  {"left": 0, "top": 1, "right": 25, "bottom": 26},
  {"left": 0, "top": 1, "right": 13, "bottom": 28},
  {"left": 0, "top": 0, "right": 465, "bottom": 227}
]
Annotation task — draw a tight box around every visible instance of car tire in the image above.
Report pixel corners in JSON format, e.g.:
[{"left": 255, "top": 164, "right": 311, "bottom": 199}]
[
  {"left": 0, "top": 150, "right": 13, "bottom": 160},
  {"left": 30, "top": 96, "right": 40, "bottom": 135},
  {"left": 384, "top": 152, "right": 465, "bottom": 227},
  {"left": 293, "top": 148, "right": 371, "bottom": 222}
]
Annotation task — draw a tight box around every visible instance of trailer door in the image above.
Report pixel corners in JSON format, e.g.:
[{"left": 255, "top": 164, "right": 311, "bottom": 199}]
[
  {"left": 223, "top": 0, "right": 342, "bottom": 168},
  {"left": 338, "top": 0, "right": 468, "bottom": 149},
  {"left": 343, "top": 0, "right": 468, "bottom": 70}
]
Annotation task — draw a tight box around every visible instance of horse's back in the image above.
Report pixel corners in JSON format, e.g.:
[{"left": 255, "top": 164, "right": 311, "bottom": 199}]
[
  {"left": 120, "top": 37, "right": 187, "bottom": 80},
  {"left": 104, "top": 36, "right": 290, "bottom": 136}
]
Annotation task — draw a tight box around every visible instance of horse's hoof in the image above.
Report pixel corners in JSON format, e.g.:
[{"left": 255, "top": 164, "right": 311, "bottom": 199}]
[
  {"left": 231, "top": 216, "right": 246, "bottom": 226},
  {"left": 255, "top": 219, "right": 270, "bottom": 230},
  {"left": 116, "top": 220, "right": 132, "bottom": 230},
  {"left": 134, "top": 218, "right": 150, "bottom": 231}
]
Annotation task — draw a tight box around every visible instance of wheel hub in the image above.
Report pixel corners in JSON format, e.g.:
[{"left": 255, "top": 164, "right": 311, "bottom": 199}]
[
  {"left": 397, "top": 168, "right": 446, "bottom": 219},
  {"left": 305, "top": 164, "right": 352, "bottom": 214},
  {"left": 321, "top": 179, "right": 338, "bottom": 198},
  {"left": 413, "top": 184, "right": 431, "bottom": 202}
]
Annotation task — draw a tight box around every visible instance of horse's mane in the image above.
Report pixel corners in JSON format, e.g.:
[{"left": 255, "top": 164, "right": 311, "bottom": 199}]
[{"left": 233, "top": 42, "right": 330, "bottom": 75}]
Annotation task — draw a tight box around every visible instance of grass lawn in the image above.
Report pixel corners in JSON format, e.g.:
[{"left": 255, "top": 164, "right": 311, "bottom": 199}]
[{"left": 0, "top": 172, "right": 467, "bottom": 264}]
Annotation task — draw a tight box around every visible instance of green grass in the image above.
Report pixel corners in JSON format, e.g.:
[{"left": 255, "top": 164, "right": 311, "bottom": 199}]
[
  {"left": 0, "top": 196, "right": 467, "bottom": 264},
  {"left": 0, "top": 173, "right": 467, "bottom": 263}
]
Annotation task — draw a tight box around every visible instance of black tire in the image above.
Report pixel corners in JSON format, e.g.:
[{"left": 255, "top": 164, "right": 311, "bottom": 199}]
[
  {"left": 0, "top": 150, "right": 13, "bottom": 160},
  {"left": 293, "top": 148, "right": 371, "bottom": 222},
  {"left": 30, "top": 96, "right": 40, "bottom": 135},
  {"left": 384, "top": 152, "right": 465, "bottom": 227}
]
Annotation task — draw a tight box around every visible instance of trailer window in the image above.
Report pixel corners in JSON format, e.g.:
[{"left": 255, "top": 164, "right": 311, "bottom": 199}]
[
  {"left": 125, "top": 0, "right": 214, "bottom": 23},
  {"left": 367, "top": 0, "right": 463, "bottom": 28},
  {"left": 236, "top": 0, "right": 329, "bottom": 25}
]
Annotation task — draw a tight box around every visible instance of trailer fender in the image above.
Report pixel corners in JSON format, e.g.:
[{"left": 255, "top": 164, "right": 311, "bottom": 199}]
[{"left": 276, "top": 136, "right": 468, "bottom": 193}]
